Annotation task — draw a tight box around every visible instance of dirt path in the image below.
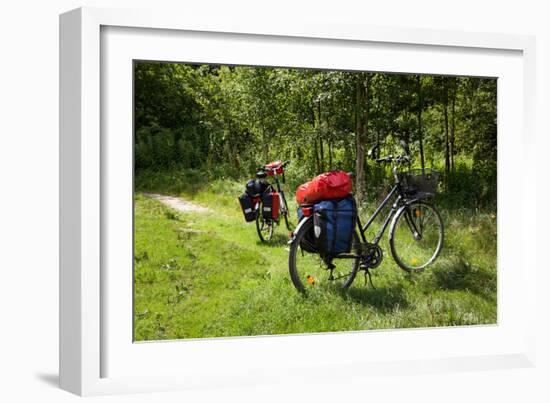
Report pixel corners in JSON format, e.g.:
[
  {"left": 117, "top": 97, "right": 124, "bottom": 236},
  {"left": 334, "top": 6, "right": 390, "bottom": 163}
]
[{"left": 142, "top": 193, "right": 211, "bottom": 213}]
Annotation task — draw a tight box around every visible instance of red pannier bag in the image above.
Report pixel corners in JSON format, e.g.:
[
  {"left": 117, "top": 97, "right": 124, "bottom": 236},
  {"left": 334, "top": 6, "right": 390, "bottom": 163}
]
[
  {"left": 262, "top": 192, "right": 280, "bottom": 220},
  {"left": 296, "top": 170, "right": 352, "bottom": 205},
  {"left": 265, "top": 160, "right": 284, "bottom": 176}
]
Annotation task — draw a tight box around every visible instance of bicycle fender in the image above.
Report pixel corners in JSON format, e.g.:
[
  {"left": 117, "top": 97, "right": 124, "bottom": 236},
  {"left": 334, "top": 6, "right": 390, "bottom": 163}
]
[
  {"left": 403, "top": 197, "right": 429, "bottom": 207},
  {"left": 288, "top": 215, "right": 313, "bottom": 244},
  {"left": 390, "top": 199, "right": 434, "bottom": 232}
]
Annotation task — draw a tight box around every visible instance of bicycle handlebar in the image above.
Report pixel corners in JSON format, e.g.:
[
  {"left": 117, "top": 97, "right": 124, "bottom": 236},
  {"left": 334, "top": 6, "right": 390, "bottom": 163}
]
[
  {"left": 258, "top": 160, "right": 291, "bottom": 171},
  {"left": 376, "top": 156, "right": 393, "bottom": 163},
  {"left": 256, "top": 160, "right": 291, "bottom": 177},
  {"left": 376, "top": 155, "right": 409, "bottom": 164}
]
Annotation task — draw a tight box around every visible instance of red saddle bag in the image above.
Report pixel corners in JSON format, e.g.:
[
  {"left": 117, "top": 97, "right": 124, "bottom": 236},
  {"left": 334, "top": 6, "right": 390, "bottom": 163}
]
[{"left": 296, "top": 170, "right": 352, "bottom": 205}]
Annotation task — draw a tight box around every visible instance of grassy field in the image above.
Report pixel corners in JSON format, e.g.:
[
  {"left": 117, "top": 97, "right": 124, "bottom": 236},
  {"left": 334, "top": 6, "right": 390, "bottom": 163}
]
[{"left": 133, "top": 178, "right": 497, "bottom": 341}]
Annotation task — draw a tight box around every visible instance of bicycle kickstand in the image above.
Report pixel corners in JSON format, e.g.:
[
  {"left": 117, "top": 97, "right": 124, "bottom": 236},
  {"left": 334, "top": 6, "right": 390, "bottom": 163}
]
[{"left": 364, "top": 268, "right": 376, "bottom": 289}]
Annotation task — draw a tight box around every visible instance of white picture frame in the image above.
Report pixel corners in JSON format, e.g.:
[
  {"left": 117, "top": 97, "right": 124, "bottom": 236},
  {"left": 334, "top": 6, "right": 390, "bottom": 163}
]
[{"left": 60, "top": 6, "right": 537, "bottom": 396}]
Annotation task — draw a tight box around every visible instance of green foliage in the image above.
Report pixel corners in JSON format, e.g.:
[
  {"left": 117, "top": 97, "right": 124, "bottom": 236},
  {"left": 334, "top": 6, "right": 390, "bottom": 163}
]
[{"left": 134, "top": 62, "right": 497, "bottom": 210}]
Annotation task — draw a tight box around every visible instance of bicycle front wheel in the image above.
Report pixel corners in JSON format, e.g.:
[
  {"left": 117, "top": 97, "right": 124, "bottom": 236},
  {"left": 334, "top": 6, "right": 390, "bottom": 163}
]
[
  {"left": 289, "top": 217, "right": 360, "bottom": 292},
  {"left": 256, "top": 201, "right": 274, "bottom": 242},
  {"left": 282, "top": 209, "right": 292, "bottom": 231},
  {"left": 389, "top": 200, "right": 444, "bottom": 272},
  {"left": 279, "top": 192, "right": 293, "bottom": 231}
]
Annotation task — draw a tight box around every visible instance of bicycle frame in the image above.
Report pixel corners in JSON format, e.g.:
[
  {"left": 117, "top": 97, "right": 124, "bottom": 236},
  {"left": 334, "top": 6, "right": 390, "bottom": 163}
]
[
  {"left": 353, "top": 160, "right": 426, "bottom": 249},
  {"left": 356, "top": 185, "right": 403, "bottom": 245},
  {"left": 335, "top": 183, "right": 424, "bottom": 260},
  {"left": 271, "top": 176, "right": 288, "bottom": 215},
  {"left": 257, "top": 168, "right": 293, "bottom": 233}
]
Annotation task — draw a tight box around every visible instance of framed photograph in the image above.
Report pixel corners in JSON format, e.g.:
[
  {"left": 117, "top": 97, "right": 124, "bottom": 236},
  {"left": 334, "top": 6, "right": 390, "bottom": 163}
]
[{"left": 60, "top": 6, "right": 537, "bottom": 396}]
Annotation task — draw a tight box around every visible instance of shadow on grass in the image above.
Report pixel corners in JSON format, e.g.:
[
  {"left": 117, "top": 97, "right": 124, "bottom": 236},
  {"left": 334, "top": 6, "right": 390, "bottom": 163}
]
[
  {"left": 342, "top": 283, "right": 409, "bottom": 313},
  {"left": 430, "top": 256, "right": 496, "bottom": 296},
  {"left": 256, "top": 233, "right": 290, "bottom": 247}
]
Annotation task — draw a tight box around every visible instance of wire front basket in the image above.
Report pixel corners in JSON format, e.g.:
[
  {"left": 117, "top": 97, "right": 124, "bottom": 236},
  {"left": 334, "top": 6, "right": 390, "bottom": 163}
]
[{"left": 399, "top": 168, "right": 440, "bottom": 197}]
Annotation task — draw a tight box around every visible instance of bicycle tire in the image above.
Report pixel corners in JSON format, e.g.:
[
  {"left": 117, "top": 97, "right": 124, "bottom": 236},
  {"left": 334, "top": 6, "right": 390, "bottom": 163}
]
[
  {"left": 256, "top": 200, "right": 274, "bottom": 242},
  {"left": 389, "top": 200, "right": 444, "bottom": 272},
  {"left": 289, "top": 217, "right": 360, "bottom": 292},
  {"left": 278, "top": 192, "right": 293, "bottom": 231}
]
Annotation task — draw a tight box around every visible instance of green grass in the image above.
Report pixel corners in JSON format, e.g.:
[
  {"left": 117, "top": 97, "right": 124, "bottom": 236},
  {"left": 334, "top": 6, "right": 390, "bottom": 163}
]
[{"left": 133, "top": 177, "right": 497, "bottom": 341}]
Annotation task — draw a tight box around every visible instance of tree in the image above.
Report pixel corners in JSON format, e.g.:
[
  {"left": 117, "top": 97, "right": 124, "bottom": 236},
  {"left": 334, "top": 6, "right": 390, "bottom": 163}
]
[
  {"left": 354, "top": 73, "right": 371, "bottom": 205},
  {"left": 133, "top": 61, "right": 497, "bottom": 210},
  {"left": 416, "top": 75, "right": 426, "bottom": 170}
]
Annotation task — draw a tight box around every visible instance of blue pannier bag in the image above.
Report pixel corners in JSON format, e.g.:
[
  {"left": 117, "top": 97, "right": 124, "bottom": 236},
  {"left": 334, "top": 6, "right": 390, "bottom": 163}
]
[
  {"left": 296, "top": 207, "right": 317, "bottom": 253},
  {"left": 313, "top": 196, "right": 357, "bottom": 258}
]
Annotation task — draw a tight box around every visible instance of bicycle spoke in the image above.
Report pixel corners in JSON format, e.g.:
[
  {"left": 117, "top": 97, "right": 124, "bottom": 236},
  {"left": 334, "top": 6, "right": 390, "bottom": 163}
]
[
  {"left": 418, "top": 207, "right": 434, "bottom": 235},
  {"left": 390, "top": 201, "right": 443, "bottom": 272},
  {"left": 289, "top": 220, "right": 360, "bottom": 292}
]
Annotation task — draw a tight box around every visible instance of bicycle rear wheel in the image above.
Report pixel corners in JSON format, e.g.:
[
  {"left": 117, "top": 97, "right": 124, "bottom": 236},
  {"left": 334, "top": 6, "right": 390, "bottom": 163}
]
[
  {"left": 288, "top": 217, "right": 360, "bottom": 292},
  {"left": 389, "top": 200, "right": 444, "bottom": 272},
  {"left": 256, "top": 201, "right": 274, "bottom": 242}
]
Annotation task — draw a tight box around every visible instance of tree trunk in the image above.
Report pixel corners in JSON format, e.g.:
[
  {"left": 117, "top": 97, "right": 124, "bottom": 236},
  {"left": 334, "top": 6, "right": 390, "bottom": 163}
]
[
  {"left": 328, "top": 140, "right": 333, "bottom": 170},
  {"left": 226, "top": 120, "right": 238, "bottom": 169},
  {"left": 319, "top": 137, "right": 325, "bottom": 172},
  {"left": 450, "top": 79, "right": 456, "bottom": 173},
  {"left": 173, "top": 129, "right": 182, "bottom": 164},
  {"left": 405, "top": 112, "right": 411, "bottom": 146},
  {"left": 417, "top": 75, "right": 425, "bottom": 171},
  {"left": 355, "top": 74, "right": 370, "bottom": 205},
  {"left": 313, "top": 137, "right": 320, "bottom": 174},
  {"left": 326, "top": 114, "right": 332, "bottom": 169},
  {"left": 261, "top": 128, "right": 269, "bottom": 163},
  {"left": 443, "top": 83, "right": 450, "bottom": 190},
  {"left": 310, "top": 104, "right": 319, "bottom": 173},
  {"left": 376, "top": 130, "right": 380, "bottom": 159},
  {"left": 318, "top": 100, "right": 324, "bottom": 172},
  {"left": 355, "top": 77, "right": 365, "bottom": 204}
]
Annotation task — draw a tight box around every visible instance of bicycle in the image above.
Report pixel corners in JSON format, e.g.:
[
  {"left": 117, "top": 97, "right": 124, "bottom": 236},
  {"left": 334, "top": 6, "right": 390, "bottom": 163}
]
[
  {"left": 288, "top": 142, "right": 444, "bottom": 292},
  {"left": 254, "top": 160, "right": 293, "bottom": 242}
]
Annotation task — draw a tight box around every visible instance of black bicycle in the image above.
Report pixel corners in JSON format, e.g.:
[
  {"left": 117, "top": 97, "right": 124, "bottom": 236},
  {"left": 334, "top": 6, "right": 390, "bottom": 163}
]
[
  {"left": 288, "top": 142, "right": 444, "bottom": 292},
  {"left": 255, "top": 160, "right": 292, "bottom": 242}
]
